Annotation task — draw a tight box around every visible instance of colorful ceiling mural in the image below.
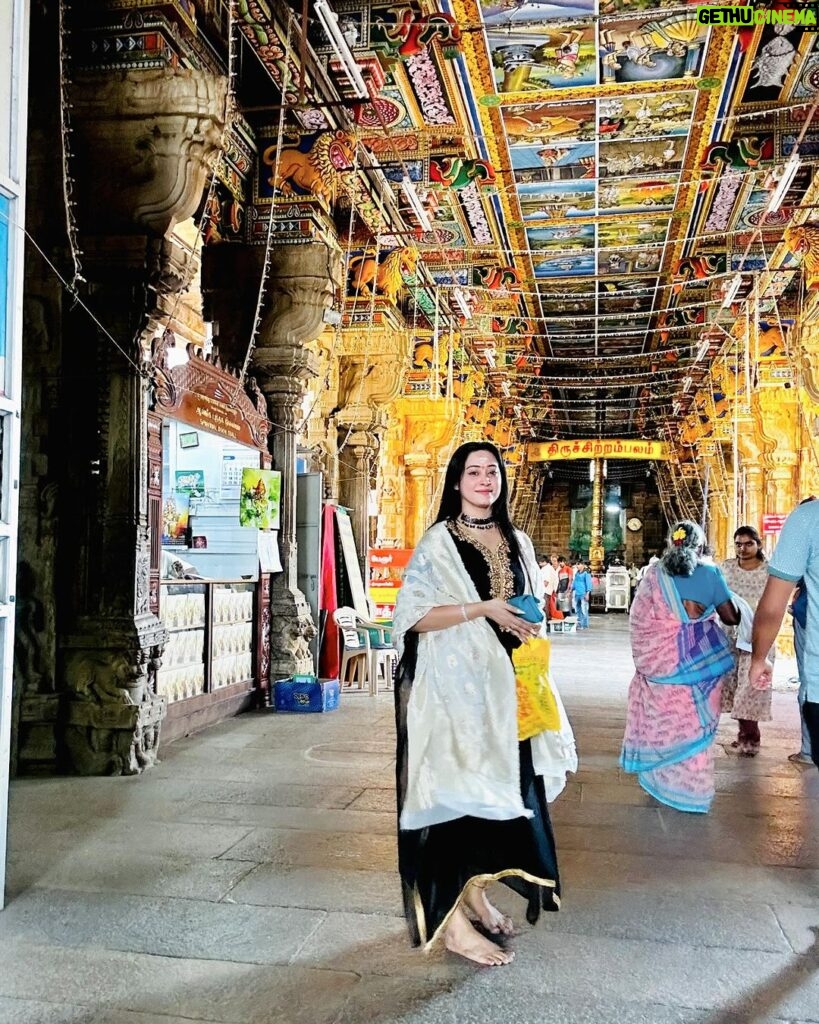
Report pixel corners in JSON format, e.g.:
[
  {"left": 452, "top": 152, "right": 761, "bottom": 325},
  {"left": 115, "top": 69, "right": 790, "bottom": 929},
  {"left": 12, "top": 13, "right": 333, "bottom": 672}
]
[{"left": 81, "top": 0, "right": 819, "bottom": 452}]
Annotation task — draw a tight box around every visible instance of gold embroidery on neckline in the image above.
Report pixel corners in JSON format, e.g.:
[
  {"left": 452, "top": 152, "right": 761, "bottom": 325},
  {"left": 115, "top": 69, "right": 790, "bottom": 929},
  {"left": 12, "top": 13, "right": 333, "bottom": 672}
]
[{"left": 447, "top": 520, "right": 514, "bottom": 600}]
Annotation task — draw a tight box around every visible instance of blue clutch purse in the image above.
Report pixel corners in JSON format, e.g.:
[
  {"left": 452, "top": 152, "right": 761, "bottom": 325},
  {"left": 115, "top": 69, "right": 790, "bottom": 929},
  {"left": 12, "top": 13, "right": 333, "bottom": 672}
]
[{"left": 508, "top": 594, "right": 544, "bottom": 624}]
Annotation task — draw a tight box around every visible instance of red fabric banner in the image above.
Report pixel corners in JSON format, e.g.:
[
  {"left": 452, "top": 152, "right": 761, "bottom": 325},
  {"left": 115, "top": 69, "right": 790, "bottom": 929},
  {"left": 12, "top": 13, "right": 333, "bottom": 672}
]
[{"left": 319, "top": 502, "right": 340, "bottom": 679}]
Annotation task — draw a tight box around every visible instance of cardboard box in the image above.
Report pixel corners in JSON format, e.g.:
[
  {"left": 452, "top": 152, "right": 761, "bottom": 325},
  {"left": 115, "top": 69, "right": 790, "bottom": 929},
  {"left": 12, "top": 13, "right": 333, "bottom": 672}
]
[{"left": 272, "top": 676, "right": 340, "bottom": 713}]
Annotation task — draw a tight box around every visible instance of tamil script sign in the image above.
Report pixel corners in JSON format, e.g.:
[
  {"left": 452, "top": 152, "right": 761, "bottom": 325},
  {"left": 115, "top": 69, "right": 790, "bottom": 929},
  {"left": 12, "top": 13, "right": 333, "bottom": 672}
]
[
  {"left": 762, "top": 513, "right": 788, "bottom": 534},
  {"left": 528, "top": 439, "right": 670, "bottom": 462}
]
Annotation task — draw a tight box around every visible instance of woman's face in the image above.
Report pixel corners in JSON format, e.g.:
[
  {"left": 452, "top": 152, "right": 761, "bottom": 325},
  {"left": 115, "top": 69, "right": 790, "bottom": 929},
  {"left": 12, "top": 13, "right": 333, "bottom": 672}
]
[
  {"left": 458, "top": 450, "right": 502, "bottom": 514},
  {"left": 734, "top": 532, "right": 760, "bottom": 565}
]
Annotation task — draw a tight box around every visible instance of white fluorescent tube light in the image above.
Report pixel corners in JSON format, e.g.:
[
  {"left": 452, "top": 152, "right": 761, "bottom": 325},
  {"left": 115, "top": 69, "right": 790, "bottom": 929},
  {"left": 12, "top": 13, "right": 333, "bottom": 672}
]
[
  {"left": 453, "top": 287, "right": 472, "bottom": 320},
  {"left": 315, "top": 0, "right": 369, "bottom": 100},
  {"left": 766, "top": 153, "right": 800, "bottom": 214},
  {"left": 722, "top": 273, "right": 742, "bottom": 308},
  {"left": 696, "top": 338, "right": 709, "bottom": 362},
  {"left": 400, "top": 177, "right": 432, "bottom": 232}
]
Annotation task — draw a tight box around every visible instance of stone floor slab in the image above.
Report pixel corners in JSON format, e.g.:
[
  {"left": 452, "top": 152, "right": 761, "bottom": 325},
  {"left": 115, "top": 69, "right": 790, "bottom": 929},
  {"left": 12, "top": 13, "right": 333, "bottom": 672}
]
[
  {"left": 5, "top": 847, "right": 254, "bottom": 902},
  {"left": 0, "top": 942, "right": 360, "bottom": 1024},
  {"left": 227, "top": 866, "right": 404, "bottom": 916},
  {"left": 4, "top": 615, "right": 816, "bottom": 1024},
  {"left": 0, "top": 997, "right": 232, "bottom": 1024},
  {"left": 219, "top": 826, "right": 398, "bottom": 871},
  {"left": 0, "top": 889, "right": 326, "bottom": 965}
]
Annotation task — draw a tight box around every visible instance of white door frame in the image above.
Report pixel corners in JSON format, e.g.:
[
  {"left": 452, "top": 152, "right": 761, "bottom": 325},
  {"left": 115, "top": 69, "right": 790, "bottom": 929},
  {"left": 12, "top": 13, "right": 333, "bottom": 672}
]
[{"left": 0, "top": 0, "right": 30, "bottom": 908}]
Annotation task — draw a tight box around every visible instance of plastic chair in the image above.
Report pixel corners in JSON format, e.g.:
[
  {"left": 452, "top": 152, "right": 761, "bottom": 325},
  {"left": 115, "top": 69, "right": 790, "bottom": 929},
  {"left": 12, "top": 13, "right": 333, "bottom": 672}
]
[
  {"left": 333, "top": 607, "right": 372, "bottom": 693},
  {"left": 356, "top": 613, "right": 397, "bottom": 693}
]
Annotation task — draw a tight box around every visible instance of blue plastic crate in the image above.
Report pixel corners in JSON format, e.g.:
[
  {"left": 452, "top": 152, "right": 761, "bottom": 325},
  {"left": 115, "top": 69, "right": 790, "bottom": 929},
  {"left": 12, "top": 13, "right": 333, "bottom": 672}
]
[{"left": 272, "top": 676, "right": 340, "bottom": 713}]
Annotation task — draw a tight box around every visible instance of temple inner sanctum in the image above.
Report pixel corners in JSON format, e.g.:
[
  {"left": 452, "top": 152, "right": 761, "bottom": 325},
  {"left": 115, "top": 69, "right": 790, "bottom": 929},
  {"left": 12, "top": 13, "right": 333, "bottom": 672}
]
[{"left": 1, "top": 0, "right": 819, "bottom": 1015}]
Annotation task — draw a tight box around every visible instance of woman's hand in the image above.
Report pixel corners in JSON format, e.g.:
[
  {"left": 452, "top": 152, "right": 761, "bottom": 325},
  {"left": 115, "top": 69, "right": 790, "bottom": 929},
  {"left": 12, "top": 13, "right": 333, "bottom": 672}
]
[
  {"left": 749, "top": 656, "right": 773, "bottom": 691},
  {"left": 482, "top": 599, "right": 542, "bottom": 642}
]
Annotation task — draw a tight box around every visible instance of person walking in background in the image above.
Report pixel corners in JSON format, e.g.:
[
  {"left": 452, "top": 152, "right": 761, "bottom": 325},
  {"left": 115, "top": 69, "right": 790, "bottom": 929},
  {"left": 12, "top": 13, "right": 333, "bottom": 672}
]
[
  {"left": 751, "top": 497, "right": 819, "bottom": 768},
  {"left": 621, "top": 521, "right": 739, "bottom": 813},
  {"left": 392, "top": 442, "right": 577, "bottom": 966},
  {"left": 572, "top": 560, "right": 593, "bottom": 629},
  {"left": 719, "top": 526, "right": 773, "bottom": 757},
  {"left": 539, "top": 553, "right": 559, "bottom": 631}
]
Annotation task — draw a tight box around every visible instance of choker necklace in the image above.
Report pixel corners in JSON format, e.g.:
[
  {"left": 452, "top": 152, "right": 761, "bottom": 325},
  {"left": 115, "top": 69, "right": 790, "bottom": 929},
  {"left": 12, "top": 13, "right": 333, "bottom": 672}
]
[{"left": 458, "top": 512, "right": 496, "bottom": 531}]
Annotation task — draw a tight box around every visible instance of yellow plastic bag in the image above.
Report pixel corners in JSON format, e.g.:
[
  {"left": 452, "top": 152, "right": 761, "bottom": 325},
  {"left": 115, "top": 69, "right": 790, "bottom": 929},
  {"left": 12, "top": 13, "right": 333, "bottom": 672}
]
[{"left": 512, "top": 637, "right": 560, "bottom": 740}]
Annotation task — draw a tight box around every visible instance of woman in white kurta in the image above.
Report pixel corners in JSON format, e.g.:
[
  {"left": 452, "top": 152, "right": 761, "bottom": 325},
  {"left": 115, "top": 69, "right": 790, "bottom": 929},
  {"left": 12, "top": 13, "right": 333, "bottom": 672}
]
[
  {"left": 392, "top": 443, "right": 577, "bottom": 967},
  {"left": 720, "top": 525, "right": 773, "bottom": 756}
]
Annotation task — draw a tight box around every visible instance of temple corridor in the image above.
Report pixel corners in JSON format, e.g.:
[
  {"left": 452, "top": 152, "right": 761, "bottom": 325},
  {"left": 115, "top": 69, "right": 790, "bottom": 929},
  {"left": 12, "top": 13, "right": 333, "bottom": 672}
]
[{"left": 2, "top": 618, "right": 818, "bottom": 1024}]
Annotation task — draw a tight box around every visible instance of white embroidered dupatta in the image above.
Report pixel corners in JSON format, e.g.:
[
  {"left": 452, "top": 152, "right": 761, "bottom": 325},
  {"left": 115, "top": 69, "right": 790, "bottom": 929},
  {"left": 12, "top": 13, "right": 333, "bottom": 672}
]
[{"left": 392, "top": 522, "right": 577, "bottom": 831}]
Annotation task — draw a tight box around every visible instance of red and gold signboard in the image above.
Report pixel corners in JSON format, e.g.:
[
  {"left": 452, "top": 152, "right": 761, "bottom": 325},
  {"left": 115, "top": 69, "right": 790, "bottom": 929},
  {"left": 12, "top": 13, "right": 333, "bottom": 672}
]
[
  {"left": 368, "top": 548, "right": 413, "bottom": 616},
  {"left": 528, "top": 439, "right": 670, "bottom": 462}
]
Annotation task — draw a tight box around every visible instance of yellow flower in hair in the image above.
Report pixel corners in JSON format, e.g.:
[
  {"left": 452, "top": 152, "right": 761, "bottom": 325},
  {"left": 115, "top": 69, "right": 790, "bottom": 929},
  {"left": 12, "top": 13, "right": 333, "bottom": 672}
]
[{"left": 672, "top": 527, "right": 686, "bottom": 545}]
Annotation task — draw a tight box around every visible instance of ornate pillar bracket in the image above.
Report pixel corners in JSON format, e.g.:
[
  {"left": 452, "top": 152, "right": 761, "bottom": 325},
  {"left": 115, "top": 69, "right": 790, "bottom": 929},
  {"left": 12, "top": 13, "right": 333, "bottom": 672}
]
[
  {"left": 54, "top": 69, "right": 226, "bottom": 775},
  {"left": 335, "top": 332, "right": 411, "bottom": 560},
  {"left": 253, "top": 242, "right": 342, "bottom": 679}
]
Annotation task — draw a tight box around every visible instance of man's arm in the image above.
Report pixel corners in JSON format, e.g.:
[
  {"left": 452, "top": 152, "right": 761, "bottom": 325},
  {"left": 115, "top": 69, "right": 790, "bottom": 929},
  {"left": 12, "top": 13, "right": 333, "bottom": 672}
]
[{"left": 750, "top": 576, "right": 795, "bottom": 689}]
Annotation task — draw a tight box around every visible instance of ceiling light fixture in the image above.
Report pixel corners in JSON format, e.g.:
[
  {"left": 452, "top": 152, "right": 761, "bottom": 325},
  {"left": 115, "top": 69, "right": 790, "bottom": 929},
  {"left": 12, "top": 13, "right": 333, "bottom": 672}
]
[
  {"left": 721, "top": 273, "right": 743, "bottom": 308},
  {"left": 400, "top": 176, "right": 432, "bottom": 232},
  {"left": 453, "top": 288, "right": 473, "bottom": 320},
  {"left": 766, "top": 152, "right": 800, "bottom": 214},
  {"left": 314, "top": 0, "right": 369, "bottom": 100}
]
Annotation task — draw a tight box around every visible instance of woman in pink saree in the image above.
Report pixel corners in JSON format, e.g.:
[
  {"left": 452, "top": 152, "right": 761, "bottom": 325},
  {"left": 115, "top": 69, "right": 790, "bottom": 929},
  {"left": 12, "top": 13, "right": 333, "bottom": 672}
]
[{"left": 621, "top": 522, "right": 739, "bottom": 813}]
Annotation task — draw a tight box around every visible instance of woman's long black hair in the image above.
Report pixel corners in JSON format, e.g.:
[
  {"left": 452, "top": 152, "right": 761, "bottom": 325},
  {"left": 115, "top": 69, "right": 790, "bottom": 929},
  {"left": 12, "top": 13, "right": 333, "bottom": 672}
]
[
  {"left": 733, "top": 524, "right": 765, "bottom": 561},
  {"left": 434, "top": 441, "right": 524, "bottom": 567}
]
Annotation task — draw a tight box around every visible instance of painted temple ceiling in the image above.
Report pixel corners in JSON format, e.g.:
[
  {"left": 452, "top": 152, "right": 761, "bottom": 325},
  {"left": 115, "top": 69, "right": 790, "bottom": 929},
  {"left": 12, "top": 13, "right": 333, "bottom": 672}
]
[{"left": 79, "top": 0, "right": 819, "bottom": 460}]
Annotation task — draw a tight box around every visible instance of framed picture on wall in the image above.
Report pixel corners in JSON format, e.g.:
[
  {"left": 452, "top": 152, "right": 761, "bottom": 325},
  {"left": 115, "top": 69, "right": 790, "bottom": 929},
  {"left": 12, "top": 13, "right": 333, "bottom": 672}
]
[{"left": 179, "top": 431, "right": 199, "bottom": 449}]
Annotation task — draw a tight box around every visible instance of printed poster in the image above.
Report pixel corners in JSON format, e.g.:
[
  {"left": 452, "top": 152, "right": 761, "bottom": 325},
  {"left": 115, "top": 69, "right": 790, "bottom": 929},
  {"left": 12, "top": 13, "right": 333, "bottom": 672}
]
[{"left": 239, "top": 468, "right": 282, "bottom": 529}]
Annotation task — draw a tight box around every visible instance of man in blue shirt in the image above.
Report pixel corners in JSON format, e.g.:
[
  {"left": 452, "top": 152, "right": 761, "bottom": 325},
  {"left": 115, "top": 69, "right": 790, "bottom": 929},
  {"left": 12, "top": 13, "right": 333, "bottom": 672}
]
[
  {"left": 572, "top": 560, "right": 593, "bottom": 630},
  {"left": 751, "top": 498, "right": 819, "bottom": 768}
]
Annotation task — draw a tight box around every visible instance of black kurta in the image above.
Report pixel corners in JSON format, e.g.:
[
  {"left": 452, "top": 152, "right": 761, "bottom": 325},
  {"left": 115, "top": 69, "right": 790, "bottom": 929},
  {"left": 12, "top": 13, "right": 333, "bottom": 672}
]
[{"left": 394, "top": 521, "right": 561, "bottom": 947}]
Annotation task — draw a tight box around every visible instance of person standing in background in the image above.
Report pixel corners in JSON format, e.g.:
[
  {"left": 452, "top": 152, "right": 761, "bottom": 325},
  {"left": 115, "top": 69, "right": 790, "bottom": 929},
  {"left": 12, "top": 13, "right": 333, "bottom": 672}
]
[
  {"left": 719, "top": 526, "right": 772, "bottom": 757},
  {"left": 751, "top": 497, "right": 818, "bottom": 768},
  {"left": 557, "top": 556, "right": 574, "bottom": 614},
  {"left": 572, "top": 561, "right": 593, "bottom": 630},
  {"left": 539, "top": 554, "right": 559, "bottom": 632}
]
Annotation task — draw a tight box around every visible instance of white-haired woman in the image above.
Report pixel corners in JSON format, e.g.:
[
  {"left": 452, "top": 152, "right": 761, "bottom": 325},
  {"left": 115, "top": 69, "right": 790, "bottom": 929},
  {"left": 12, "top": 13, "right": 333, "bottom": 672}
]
[{"left": 621, "top": 521, "right": 739, "bottom": 813}]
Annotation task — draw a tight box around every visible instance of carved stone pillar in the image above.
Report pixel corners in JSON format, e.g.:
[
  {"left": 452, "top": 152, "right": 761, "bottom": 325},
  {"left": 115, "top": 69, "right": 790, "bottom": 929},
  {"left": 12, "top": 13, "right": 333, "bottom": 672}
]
[
  {"left": 53, "top": 68, "right": 225, "bottom": 775},
  {"left": 744, "top": 465, "right": 764, "bottom": 533},
  {"left": 768, "top": 461, "right": 798, "bottom": 516},
  {"left": 337, "top": 429, "right": 379, "bottom": 572},
  {"left": 335, "top": 329, "right": 412, "bottom": 561},
  {"left": 404, "top": 454, "right": 433, "bottom": 547},
  {"left": 253, "top": 242, "right": 341, "bottom": 679}
]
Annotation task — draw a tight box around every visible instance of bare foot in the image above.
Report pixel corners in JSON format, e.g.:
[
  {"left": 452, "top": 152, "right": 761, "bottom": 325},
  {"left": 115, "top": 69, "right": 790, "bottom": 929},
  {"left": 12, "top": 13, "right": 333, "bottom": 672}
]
[
  {"left": 443, "top": 907, "right": 514, "bottom": 966},
  {"left": 463, "top": 882, "right": 515, "bottom": 936}
]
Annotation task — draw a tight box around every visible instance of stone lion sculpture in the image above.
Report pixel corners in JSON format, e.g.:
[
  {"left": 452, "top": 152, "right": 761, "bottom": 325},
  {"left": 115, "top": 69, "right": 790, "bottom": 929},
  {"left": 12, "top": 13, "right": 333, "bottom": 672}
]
[
  {"left": 348, "top": 248, "right": 418, "bottom": 303},
  {"left": 264, "top": 130, "right": 355, "bottom": 205}
]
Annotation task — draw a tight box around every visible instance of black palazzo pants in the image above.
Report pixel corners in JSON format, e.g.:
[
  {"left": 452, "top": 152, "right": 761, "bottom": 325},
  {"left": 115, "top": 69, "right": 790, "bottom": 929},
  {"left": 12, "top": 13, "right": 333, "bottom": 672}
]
[{"left": 394, "top": 530, "right": 562, "bottom": 947}]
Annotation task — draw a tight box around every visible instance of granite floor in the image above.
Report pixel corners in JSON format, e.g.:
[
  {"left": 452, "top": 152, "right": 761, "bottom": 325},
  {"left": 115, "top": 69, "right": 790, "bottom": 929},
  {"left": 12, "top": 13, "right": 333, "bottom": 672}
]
[{"left": 2, "top": 615, "right": 819, "bottom": 1024}]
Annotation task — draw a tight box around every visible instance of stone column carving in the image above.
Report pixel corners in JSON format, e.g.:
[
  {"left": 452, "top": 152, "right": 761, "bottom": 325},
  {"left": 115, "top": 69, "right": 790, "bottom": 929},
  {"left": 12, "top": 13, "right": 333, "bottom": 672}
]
[
  {"left": 744, "top": 465, "right": 764, "bottom": 533},
  {"left": 404, "top": 454, "right": 432, "bottom": 547},
  {"left": 253, "top": 242, "right": 341, "bottom": 679},
  {"left": 54, "top": 68, "right": 225, "bottom": 775}
]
